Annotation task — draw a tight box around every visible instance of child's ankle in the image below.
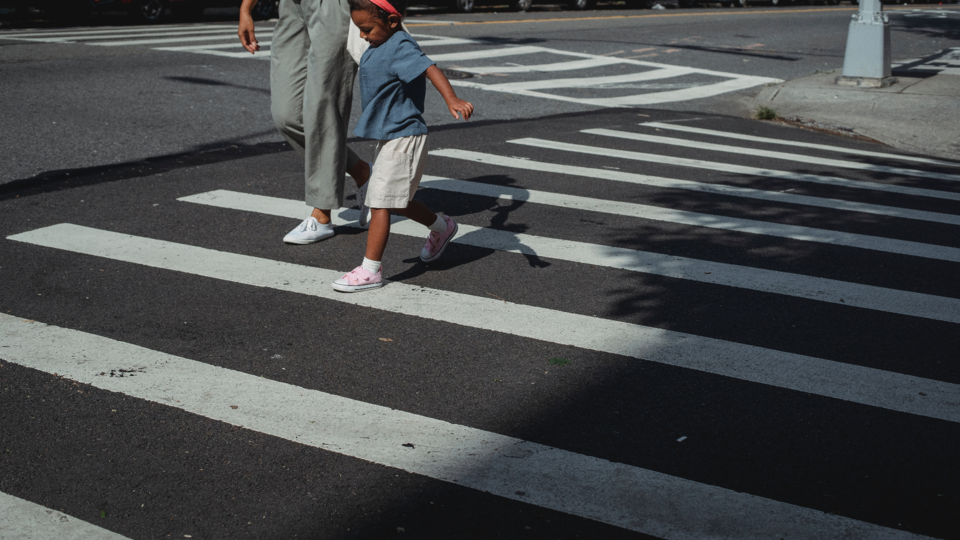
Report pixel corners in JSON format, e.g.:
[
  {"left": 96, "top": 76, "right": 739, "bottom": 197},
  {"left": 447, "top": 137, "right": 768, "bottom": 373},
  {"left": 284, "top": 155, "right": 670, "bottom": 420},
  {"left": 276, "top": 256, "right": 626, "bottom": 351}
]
[{"left": 362, "top": 257, "right": 382, "bottom": 274}]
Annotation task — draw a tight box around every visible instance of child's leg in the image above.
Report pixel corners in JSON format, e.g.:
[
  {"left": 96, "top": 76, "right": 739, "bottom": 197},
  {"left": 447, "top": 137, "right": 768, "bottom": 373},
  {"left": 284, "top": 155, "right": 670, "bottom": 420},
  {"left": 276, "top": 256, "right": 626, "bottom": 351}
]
[
  {"left": 393, "top": 200, "right": 439, "bottom": 227},
  {"left": 364, "top": 208, "right": 391, "bottom": 263}
]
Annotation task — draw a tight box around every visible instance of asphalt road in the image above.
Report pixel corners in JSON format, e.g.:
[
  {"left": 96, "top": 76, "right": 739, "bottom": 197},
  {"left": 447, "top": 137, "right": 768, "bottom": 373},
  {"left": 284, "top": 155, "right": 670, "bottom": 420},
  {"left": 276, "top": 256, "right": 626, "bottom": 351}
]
[
  {"left": 1, "top": 5, "right": 959, "bottom": 540},
  {"left": 2, "top": 4, "right": 959, "bottom": 184}
]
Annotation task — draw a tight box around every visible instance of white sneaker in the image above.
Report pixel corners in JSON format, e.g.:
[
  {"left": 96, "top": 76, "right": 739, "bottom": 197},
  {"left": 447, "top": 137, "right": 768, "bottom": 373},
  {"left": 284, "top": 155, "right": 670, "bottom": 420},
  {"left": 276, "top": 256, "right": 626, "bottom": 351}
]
[
  {"left": 357, "top": 183, "right": 370, "bottom": 229},
  {"left": 283, "top": 217, "right": 334, "bottom": 245}
]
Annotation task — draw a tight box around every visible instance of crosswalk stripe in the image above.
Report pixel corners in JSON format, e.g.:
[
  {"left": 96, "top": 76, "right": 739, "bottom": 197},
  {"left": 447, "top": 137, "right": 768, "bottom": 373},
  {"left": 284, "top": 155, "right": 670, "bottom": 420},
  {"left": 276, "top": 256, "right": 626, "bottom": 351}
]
[
  {"left": 429, "top": 45, "right": 545, "bottom": 62},
  {"left": 455, "top": 56, "right": 625, "bottom": 74},
  {"left": 155, "top": 40, "right": 271, "bottom": 51},
  {"left": 91, "top": 34, "right": 260, "bottom": 47},
  {"left": 178, "top": 190, "right": 960, "bottom": 324},
  {"left": 0, "top": 24, "right": 235, "bottom": 39},
  {"left": 430, "top": 149, "right": 960, "bottom": 225},
  {"left": 0, "top": 491, "right": 131, "bottom": 540},
  {"left": 409, "top": 34, "right": 477, "bottom": 47},
  {"left": 480, "top": 67, "right": 688, "bottom": 91},
  {"left": 20, "top": 27, "right": 242, "bottom": 43},
  {"left": 415, "top": 176, "right": 960, "bottom": 263},
  {"left": 0, "top": 313, "right": 936, "bottom": 540},
  {"left": 453, "top": 75, "right": 780, "bottom": 108},
  {"left": 155, "top": 47, "right": 271, "bottom": 58},
  {"left": 588, "top": 128, "right": 960, "bottom": 183},
  {"left": 515, "top": 137, "right": 960, "bottom": 202},
  {"left": 640, "top": 122, "right": 960, "bottom": 169},
  {"left": 7, "top": 225, "right": 960, "bottom": 423}
]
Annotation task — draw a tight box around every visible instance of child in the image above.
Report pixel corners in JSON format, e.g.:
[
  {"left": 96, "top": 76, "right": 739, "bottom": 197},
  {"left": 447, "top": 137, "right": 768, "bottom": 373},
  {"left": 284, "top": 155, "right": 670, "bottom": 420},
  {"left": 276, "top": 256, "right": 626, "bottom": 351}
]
[{"left": 333, "top": 0, "right": 474, "bottom": 293}]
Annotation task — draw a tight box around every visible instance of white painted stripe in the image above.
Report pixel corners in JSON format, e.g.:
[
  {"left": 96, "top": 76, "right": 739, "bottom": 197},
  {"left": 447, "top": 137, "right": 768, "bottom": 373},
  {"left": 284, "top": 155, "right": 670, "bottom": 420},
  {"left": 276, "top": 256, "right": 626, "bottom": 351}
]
[
  {"left": 428, "top": 45, "right": 545, "bottom": 62},
  {"left": 0, "top": 24, "right": 235, "bottom": 38},
  {"left": 0, "top": 491, "right": 131, "bottom": 540},
  {"left": 480, "top": 67, "right": 688, "bottom": 91},
  {"left": 456, "top": 56, "right": 625, "bottom": 74},
  {"left": 155, "top": 40, "right": 271, "bottom": 51},
  {"left": 7, "top": 227, "right": 960, "bottom": 426},
  {"left": 641, "top": 122, "right": 960, "bottom": 169},
  {"left": 430, "top": 149, "right": 960, "bottom": 226},
  {"left": 30, "top": 27, "right": 242, "bottom": 43},
  {"left": 415, "top": 176, "right": 960, "bottom": 263},
  {"left": 591, "top": 129, "right": 960, "bottom": 183},
  {"left": 452, "top": 76, "right": 780, "bottom": 108},
  {"left": 153, "top": 47, "right": 271, "bottom": 59},
  {"left": 91, "top": 34, "right": 260, "bottom": 47},
  {"left": 177, "top": 191, "right": 960, "bottom": 324},
  {"left": 0, "top": 314, "right": 938, "bottom": 540},
  {"left": 410, "top": 35, "right": 477, "bottom": 46},
  {"left": 513, "top": 137, "right": 960, "bottom": 202}
]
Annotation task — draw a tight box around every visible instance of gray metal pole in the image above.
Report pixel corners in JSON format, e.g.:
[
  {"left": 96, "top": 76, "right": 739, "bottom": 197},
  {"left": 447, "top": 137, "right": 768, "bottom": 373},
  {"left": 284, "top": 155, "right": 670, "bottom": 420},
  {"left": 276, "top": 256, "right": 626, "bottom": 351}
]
[{"left": 837, "top": 0, "right": 897, "bottom": 88}]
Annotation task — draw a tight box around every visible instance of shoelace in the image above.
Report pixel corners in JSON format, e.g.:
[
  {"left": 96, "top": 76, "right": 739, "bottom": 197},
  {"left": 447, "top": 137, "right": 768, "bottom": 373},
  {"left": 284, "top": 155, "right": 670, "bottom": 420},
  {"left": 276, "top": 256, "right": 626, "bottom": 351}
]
[{"left": 296, "top": 218, "right": 317, "bottom": 233}]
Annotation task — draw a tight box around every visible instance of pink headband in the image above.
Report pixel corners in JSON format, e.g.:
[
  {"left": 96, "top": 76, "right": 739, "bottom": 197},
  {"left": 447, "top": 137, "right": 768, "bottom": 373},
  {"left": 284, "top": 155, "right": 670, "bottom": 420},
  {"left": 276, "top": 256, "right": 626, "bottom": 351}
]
[{"left": 369, "top": 0, "right": 401, "bottom": 17}]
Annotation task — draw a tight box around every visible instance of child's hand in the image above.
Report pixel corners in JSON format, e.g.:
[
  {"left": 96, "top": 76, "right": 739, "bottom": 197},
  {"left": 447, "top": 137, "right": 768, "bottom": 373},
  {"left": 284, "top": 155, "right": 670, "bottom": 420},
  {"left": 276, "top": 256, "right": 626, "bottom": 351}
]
[{"left": 447, "top": 98, "right": 474, "bottom": 121}]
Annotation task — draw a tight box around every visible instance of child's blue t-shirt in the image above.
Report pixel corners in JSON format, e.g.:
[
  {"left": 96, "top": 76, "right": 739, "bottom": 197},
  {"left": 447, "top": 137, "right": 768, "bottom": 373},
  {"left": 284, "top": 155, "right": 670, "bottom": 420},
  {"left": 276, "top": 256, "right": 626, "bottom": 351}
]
[{"left": 354, "top": 31, "right": 436, "bottom": 141}]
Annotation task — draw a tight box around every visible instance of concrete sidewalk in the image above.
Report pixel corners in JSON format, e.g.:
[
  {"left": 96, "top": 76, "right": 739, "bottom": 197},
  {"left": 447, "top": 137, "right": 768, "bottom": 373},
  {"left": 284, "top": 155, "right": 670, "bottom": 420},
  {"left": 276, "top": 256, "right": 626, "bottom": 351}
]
[{"left": 745, "top": 49, "right": 960, "bottom": 161}]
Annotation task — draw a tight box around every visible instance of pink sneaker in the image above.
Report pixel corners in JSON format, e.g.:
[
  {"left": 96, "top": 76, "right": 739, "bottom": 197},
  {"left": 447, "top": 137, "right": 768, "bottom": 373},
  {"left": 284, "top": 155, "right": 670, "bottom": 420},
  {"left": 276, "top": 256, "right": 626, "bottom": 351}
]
[
  {"left": 420, "top": 214, "right": 458, "bottom": 263},
  {"left": 332, "top": 265, "right": 383, "bottom": 293}
]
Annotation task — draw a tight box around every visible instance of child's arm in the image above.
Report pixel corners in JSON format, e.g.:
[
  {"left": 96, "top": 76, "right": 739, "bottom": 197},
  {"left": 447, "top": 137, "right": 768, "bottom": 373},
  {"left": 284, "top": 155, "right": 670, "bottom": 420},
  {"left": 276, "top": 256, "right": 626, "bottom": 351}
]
[{"left": 425, "top": 65, "right": 474, "bottom": 121}]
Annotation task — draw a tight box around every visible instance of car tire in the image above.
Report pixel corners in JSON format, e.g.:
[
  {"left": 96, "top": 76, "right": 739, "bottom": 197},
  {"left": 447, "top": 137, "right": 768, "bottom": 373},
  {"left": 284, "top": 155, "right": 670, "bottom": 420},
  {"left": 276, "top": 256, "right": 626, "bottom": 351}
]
[
  {"left": 677, "top": 0, "right": 693, "bottom": 7},
  {"left": 129, "top": 0, "right": 166, "bottom": 22},
  {"left": 251, "top": 0, "right": 279, "bottom": 19},
  {"left": 567, "top": 0, "right": 597, "bottom": 10},
  {"left": 720, "top": 1, "right": 732, "bottom": 5},
  {"left": 451, "top": 0, "right": 474, "bottom": 12},
  {"left": 510, "top": 0, "right": 533, "bottom": 11}
]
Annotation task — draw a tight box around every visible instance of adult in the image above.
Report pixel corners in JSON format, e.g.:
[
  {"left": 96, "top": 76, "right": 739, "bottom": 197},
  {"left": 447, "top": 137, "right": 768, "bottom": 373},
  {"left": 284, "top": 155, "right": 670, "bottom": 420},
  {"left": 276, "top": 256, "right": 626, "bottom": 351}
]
[{"left": 239, "top": 0, "right": 371, "bottom": 244}]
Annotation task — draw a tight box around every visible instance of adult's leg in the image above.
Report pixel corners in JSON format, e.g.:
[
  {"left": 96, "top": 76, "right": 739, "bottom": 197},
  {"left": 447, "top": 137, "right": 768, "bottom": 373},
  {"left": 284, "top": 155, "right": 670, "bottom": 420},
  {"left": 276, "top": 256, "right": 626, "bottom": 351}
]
[
  {"left": 272, "top": 0, "right": 365, "bottom": 226},
  {"left": 270, "top": 0, "right": 308, "bottom": 156},
  {"left": 302, "top": 0, "right": 359, "bottom": 214}
]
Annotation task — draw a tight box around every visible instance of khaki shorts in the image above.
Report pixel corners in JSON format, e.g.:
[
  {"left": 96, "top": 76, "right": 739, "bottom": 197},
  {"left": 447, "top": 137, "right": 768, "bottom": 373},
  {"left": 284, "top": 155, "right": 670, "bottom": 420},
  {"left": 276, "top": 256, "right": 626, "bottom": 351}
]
[{"left": 365, "top": 134, "right": 428, "bottom": 209}]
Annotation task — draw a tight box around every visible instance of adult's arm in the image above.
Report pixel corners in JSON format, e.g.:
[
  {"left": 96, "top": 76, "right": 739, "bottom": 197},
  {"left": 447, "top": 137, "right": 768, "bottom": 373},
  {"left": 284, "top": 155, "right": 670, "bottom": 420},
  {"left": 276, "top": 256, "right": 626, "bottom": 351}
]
[{"left": 238, "top": 0, "right": 260, "bottom": 54}]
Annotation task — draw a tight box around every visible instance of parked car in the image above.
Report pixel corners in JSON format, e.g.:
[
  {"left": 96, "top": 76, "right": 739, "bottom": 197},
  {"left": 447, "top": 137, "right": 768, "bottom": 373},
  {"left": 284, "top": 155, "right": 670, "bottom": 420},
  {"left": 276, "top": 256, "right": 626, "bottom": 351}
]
[{"left": 4, "top": 0, "right": 278, "bottom": 23}]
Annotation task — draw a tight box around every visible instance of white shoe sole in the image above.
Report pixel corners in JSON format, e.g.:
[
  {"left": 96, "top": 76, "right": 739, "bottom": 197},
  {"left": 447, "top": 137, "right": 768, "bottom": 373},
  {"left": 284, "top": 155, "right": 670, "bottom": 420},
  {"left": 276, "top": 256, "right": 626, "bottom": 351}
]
[
  {"left": 331, "top": 281, "right": 384, "bottom": 293},
  {"left": 283, "top": 230, "right": 334, "bottom": 245}
]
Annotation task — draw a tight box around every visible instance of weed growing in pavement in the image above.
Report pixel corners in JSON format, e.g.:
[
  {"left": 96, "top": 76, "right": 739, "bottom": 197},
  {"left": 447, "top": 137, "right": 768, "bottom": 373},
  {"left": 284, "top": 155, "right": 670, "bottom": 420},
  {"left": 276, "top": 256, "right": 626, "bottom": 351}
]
[{"left": 754, "top": 105, "right": 778, "bottom": 121}]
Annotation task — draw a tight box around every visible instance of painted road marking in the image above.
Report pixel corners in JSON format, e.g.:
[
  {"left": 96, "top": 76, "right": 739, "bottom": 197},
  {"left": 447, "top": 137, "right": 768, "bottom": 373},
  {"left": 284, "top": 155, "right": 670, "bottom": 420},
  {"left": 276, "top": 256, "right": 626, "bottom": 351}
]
[
  {"left": 413, "top": 177, "right": 960, "bottom": 263},
  {"left": 456, "top": 56, "right": 625, "bottom": 74},
  {"left": 476, "top": 67, "right": 689, "bottom": 91},
  {"left": 0, "top": 313, "right": 938, "bottom": 539},
  {"left": 0, "top": 491, "right": 131, "bottom": 540},
  {"left": 430, "top": 149, "right": 960, "bottom": 226},
  {"left": 91, "top": 33, "right": 267, "bottom": 47},
  {"left": 429, "top": 45, "right": 546, "bottom": 62},
  {"left": 437, "top": 45, "right": 780, "bottom": 107},
  {"left": 589, "top": 129, "right": 960, "bottom": 183},
  {"left": 15, "top": 27, "right": 240, "bottom": 43},
  {"left": 0, "top": 25, "right": 778, "bottom": 106},
  {"left": 513, "top": 137, "right": 960, "bottom": 202},
  {"left": 892, "top": 47, "right": 960, "bottom": 76},
  {"left": 640, "top": 122, "right": 960, "bottom": 169},
  {"left": 176, "top": 192, "right": 960, "bottom": 323},
  {"left": 7, "top": 223, "right": 960, "bottom": 426},
  {"left": 0, "top": 24, "right": 235, "bottom": 39}
]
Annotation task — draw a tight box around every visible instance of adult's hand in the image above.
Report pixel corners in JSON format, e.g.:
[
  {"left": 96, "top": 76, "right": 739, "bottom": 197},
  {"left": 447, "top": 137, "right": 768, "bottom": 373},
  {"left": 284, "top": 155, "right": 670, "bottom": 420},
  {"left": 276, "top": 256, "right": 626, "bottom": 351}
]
[{"left": 238, "top": 0, "right": 260, "bottom": 54}]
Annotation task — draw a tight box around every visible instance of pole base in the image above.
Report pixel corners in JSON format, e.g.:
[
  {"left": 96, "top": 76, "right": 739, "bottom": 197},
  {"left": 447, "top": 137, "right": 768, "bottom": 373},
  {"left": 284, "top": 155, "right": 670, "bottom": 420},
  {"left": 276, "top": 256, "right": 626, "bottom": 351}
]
[{"left": 835, "top": 75, "right": 898, "bottom": 88}]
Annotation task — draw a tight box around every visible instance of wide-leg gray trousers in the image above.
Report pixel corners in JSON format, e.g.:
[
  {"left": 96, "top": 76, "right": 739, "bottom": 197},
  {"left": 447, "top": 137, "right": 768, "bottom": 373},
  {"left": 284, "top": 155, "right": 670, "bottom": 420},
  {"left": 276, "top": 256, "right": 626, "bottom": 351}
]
[{"left": 270, "top": 0, "right": 360, "bottom": 211}]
